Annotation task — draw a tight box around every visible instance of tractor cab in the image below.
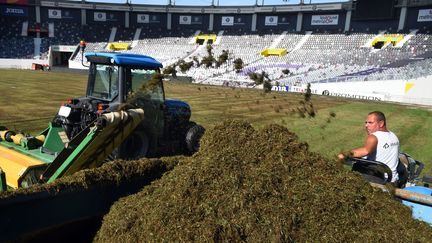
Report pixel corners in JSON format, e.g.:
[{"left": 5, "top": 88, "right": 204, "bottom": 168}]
[
  {"left": 56, "top": 52, "right": 168, "bottom": 159},
  {"left": 85, "top": 52, "right": 164, "bottom": 106},
  {"left": 55, "top": 53, "right": 168, "bottom": 155}
]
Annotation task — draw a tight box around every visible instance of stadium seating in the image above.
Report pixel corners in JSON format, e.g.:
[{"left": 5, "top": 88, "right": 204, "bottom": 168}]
[
  {"left": 0, "top": 13, "right": 431, "bottom": 88},
  {"left": 127, "top": 28, "right": 197, "bottom": 65},
  {"left": 0, "top": 17, "right": 34, "bottom": 59}
]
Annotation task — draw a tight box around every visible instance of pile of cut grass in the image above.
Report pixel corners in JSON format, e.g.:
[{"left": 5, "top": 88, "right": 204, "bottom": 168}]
[
  {"left": 0, "top": 157, "right": 182, "bottom": 242},
  {"left": 95, "top": 120, "right": 432, "bottom": 242},
  {"left": 0, "top": 157, "right": 181, "bottom": 199}
]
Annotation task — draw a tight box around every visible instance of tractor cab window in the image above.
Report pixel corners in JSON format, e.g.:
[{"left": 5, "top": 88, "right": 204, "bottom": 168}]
[
  {"left": 90, "top": 64, "right": 119, "bottom": 101},
  {"left": 129, "top": 69, "right": 164, "bottom": 102}
]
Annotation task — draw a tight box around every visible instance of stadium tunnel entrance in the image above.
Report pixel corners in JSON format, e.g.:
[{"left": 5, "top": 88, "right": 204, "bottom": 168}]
[{"left": 49, "top": 45, "right": 76, "bottom": 67}]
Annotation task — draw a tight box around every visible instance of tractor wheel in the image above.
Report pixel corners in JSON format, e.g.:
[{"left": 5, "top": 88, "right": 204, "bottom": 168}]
[
  {"left": 116, "top": 131, "right": 149, "bottom": 160},
  {"left": 185, "top": 123, "right": 205, "bottom": 154}
]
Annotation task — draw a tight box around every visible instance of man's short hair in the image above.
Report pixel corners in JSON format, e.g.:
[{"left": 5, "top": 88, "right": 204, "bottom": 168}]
[{"left": 369, "top": 111, "right": 386, "bottom": 126}]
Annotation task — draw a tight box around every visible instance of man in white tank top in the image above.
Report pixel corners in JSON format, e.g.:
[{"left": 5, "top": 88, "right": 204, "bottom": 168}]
[{"left": 338, "top": 111, "right": 400, "bottom": 182}]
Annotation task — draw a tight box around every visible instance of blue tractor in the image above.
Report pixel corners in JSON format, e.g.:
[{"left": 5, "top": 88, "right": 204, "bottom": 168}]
[
  {"left": 54, "top": 52, "right": 205, "bottom": 160},
  {"left": 0, "top": 51, "right": 205, "bottom": 190}
]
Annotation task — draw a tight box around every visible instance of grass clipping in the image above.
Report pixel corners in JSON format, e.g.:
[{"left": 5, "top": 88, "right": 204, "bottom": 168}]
[
  {"left": 95, "top": 120, "right": 432, "bottom": 242},
  {"left": 0, "top": 157, "right": 180, "bottom": 199}
]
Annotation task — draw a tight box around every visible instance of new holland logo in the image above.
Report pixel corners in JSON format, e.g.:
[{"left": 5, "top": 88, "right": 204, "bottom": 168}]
[{"left": 383, "top": 143, "right": 389, "bottom": 149}]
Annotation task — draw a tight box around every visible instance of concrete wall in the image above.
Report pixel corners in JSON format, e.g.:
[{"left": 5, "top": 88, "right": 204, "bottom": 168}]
[
  {"left": 0, "top": 58, "right": 48, "bottom": 69},
  {"left": 280, "top": 76, "right": 432, "bottom": 106}
]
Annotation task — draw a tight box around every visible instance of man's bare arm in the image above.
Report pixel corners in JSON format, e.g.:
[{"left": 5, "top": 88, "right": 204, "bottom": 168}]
[
  {"left": 338, "top": 135, "right": 378, "bottom": 160},
  {"left": 351, "top": 135, "right": 378, "bottom": 158}
]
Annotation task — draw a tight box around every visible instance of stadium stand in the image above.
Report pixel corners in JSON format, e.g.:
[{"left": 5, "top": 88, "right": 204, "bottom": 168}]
[
  {"left": 82, "top": 23, "right": 112, "bottom": 43},
  {"left": 40, "top": 21, "right": 82, "bottom": 59},
  {"left": 128, "top": 28, "right": 198, "bottom": 65},
  {"left": 0, "top": 17, "right": 34, "bottom": 59}
]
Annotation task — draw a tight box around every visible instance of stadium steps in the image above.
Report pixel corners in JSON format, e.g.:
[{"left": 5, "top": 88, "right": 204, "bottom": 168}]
[
  {"left": 109, "top": 27, "right": 117, "bottom": 43},
  {"left": 214, "top": 30, "right": 224, "bottom": 45},
  {"left": 162, "top": 38, "right": 202, "bottom": 67},
  {"left": 184, "top": 40, "right": 206, "bottom": 60},
  {"left": 131, "top": 28, "right": 141, "bottom": 48},
  {"left": 381, "top": 42, "right": 392, "bottom": 50},
  {"left": 270, "top": 31, "right": 287, "bottom": 48},
  {"left": 292, "top": 31, "right": 312, "bottom": 51},
  {"left": 394, "top": 29, "right": 418, "bottom": 48},
  {"left": 21, "top": 21, "right": 28, "bottom": 36},
  {"left": 198, "top": 54, "right": 265, "bottom": 84},
  {"left": 189, "top": 30, "right": 201, "bottom": 44}
]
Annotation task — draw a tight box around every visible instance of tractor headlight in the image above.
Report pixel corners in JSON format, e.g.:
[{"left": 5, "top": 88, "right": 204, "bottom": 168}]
[{"left": 58, "top": 106, "right": 72, "bottom": 118}]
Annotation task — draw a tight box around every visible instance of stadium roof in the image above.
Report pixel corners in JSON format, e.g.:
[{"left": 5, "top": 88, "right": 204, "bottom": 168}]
[{"left": 72, "top": 0, "right": 349, "bottom": 7}]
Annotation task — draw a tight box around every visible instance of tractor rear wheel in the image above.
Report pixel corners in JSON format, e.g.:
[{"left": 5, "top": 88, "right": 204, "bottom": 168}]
[
  {"left": 114, "top": 131, "right": 149, "bottom": 160},
  {"left": 185, "top": 123, "right": 205, "bottom": 154}
]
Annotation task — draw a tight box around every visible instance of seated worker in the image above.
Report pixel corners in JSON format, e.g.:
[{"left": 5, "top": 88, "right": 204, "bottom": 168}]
[{"left": 338, "top": 111, "right": 400, "bottom": 183}]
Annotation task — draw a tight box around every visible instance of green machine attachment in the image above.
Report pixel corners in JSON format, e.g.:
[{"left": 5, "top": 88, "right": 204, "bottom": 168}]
[{"left": 0, "top": 108, "right": 144, "bottom": 190}]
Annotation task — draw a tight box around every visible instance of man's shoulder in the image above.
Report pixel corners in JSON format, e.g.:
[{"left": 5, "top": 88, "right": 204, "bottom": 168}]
[
  {"left": 366, "top": 134, "right": 378, "bottom": 144},
  {"left": 386, "top": 130, "right": 399, "bottom": 138},
  {"left": 372, "top": 130, "right": 395, "bottom": 136},
  {"left": 373, "top": 130, "right": 399, "bottom": 143},
  {"left": 389, "top": 131, "right": 400, "bottom": 142},
  {"left": 371, "top": 131, "right": 384, "bottom": 137}
]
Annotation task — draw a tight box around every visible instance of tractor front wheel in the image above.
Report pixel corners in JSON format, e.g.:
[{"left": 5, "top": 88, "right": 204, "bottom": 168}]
[{"left": 185, "top": 123, "right": 205, "bottom": 154}]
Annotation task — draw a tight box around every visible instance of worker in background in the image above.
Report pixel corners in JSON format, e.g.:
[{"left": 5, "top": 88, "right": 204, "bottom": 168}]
[{"left": 338, "top": 111, "right": 400, "bottom": 182}]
